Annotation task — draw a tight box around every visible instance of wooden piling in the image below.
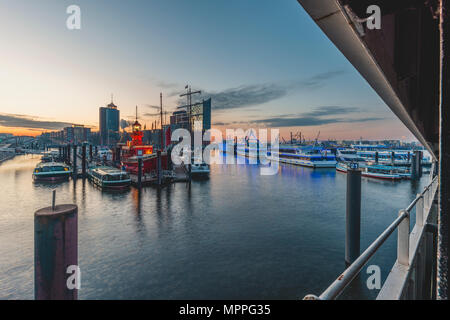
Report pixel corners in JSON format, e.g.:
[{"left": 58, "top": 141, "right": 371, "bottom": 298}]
[
  {"left": 411, "top": 153, "right": 418, "bottom": 180},
  {"left": 34, "top": 203, "right": 78, "bottom": 300},
  {"left": 157, "top": 150, "right": 162, "bottom": 185},
  {"left": 82, "top": 144, "right": 86, "bottom": 178},
  {"left": 116, "top": 146, "right": 121, "bottom": 165},
  {"left": 346, "top": 168, "right": 361, "bottom": 266},
  {"left": 67, "top": 145, "right": 71, "bottom": 165},
  {"left": 418, "top": 150, "right": 423, "bottom": 177},
  {"left": 73, "top": 145, "right": 77, "bottom": 178},
  {"left": 138, "top": 157, "right": 143, "bottom": 189}
]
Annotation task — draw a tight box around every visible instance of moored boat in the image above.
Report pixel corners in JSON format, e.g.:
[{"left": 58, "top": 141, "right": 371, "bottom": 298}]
[
  {"left": 33, "top": 162, "right": 72, "bottom": 182},
  {"left": 191, "top": 157, "right": 210, "bottom": 179},
  {"left": 336, "top": 162, "right": 404, "bottom": 180},
  {"left": 336, "top": 148, "right": 365, "bottom": 162},
  {"left": 269, "top": 145, "right": 337, "bottom": 168},
  {"left": 362, "top": 165, "right": 402, "bottom": 180},
  {"left": 121, "top": 114, "right": 169, "bottom": 174},
  {"left": 88, "top": 166, "right": 131, "bottom": 190}
]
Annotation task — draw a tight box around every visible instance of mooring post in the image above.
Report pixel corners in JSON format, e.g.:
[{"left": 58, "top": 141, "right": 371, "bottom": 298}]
[
  {"left": 89, "top": 144, "right": 93, "bottom": 161},
  {"left": 411, "top": 153, "right": 418, "bottom": 179},
  {"left": 418, "top": 151, "right": 423, "bottom": 177},
  {"left": 67, "top": 145, "right": 71, "bottom": 165},
  {"left": 375, "top": 151, "right": 379, "bottom": 164},
  {"left": 94, "top": 145, "right": 98, "bottom": 157},
  {"left": 345, "top": 167, "right": 361, "bottom": 266},
  {"left": 81, "top": 144, "right": 86, "bottom": 178},
  {"left": 138, "top": 157, "right": 143, "bottom": 189},
  {"left": 112, "top": 147, "right": 117, "bottom": 164},
  {"left": 157, "top": 150, "right": 162, "bottom": 186},
  {"left": 73, "top": 145, "right": 77, "bottom": 178},
  {"left": 116, "top": 146, "right": 121, "bottom": 166},
  {"left": 391, "top": 151, "right": 395, "bottom": 165},
  {"left": 167, "top": 147, "right": 173, "bottom": 171},
  {"left": 35, "top": 193, "right": 78, "bottom": 300}
]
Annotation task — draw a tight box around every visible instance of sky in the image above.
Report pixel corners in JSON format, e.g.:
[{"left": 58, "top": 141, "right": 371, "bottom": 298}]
[{"left": 0, "top": 0, "right": 415, "bottom": 141}]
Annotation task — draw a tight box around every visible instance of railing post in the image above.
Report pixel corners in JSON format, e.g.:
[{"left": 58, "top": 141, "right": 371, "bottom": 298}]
[
  {"left": 416, "top": 194, "right": 424, "bottom": 227},
  {"left": 398, "top": 209, "right": 410, "bottom": 266}
]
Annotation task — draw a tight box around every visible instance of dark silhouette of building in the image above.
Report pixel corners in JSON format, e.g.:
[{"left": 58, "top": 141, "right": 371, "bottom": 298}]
[
  {"left": 99, "top": 98, "right": 120, "bottom": 145},
  {"left": 170, "top": 98, "right": 212, "bottom": 132}
]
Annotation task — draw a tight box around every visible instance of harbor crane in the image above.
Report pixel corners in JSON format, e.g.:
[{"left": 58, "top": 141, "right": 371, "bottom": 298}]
[{"left": 314, "top": 131, "right": 321, "bottom": 146}]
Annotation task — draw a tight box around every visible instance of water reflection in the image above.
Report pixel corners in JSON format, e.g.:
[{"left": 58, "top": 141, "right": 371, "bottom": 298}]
[{"left": 0, "top": 155, "right": 429, "bottom": 299}]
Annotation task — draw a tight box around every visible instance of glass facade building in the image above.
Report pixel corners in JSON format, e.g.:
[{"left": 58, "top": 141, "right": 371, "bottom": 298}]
[{"left": 99, "top": 102, "right": 120, "bottom": 145}]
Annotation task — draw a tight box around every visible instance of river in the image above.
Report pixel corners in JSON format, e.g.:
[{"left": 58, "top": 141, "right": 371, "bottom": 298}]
[{"left": 0, "top": 154, "right": 428, "bottom": 299}]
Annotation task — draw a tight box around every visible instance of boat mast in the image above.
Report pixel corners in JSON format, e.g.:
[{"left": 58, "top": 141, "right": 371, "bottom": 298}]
[{"left": 160, "top": 92, "right": 164, "bottom": 151}]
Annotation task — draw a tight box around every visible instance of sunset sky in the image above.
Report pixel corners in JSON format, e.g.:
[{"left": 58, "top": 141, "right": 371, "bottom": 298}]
[{"left": 0, "top": 0, "right": 415, "bottom": 141}]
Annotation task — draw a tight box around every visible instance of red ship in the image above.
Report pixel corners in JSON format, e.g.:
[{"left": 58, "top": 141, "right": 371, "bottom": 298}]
[{"left": 121, "top": 117, "right": 168, "bottom": 174}]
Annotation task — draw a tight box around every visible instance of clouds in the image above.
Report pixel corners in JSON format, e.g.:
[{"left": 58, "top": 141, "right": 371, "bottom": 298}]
[
  {"left": 0, "top": 113, "right": 73, "bottom": 130},
  {"left": 213, "top": 106, "right": 385, "bottom": 127},
  {"left": 169, "top": 71, "right": 345, "bottom": 111}
]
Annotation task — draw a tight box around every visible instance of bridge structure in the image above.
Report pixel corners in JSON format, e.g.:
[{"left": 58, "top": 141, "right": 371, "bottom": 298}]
[{"left": 297, "top": 0, "right": 449, "bottom": 299}]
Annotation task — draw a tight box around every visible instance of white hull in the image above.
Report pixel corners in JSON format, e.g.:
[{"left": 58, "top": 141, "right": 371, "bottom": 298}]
[{"left": 268, "top": 155, "right": 336, "bottom": 168}]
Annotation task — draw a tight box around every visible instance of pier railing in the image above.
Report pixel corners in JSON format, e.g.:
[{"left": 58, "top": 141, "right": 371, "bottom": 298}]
[{"left": 304, "top": 175, "right": 439, "bottom": 300}]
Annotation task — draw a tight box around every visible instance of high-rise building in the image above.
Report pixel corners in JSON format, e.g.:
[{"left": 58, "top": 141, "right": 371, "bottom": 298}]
[{"left": 99, "top": 98, "right": 120, "bottom": 145}]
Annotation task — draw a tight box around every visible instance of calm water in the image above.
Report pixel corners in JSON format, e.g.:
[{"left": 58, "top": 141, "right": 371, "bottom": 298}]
[{"left": 0, "top": 154, "right": 428, "bottom": 299}]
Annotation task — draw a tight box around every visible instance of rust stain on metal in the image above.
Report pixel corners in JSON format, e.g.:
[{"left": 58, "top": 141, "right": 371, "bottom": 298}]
[{"left": 338, "top": 274, "right": 345, "bottom": 280}]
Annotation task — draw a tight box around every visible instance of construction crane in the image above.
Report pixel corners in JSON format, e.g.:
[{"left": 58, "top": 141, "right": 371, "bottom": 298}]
[{"left": 314, "top": 131, "right": 321, "bottom": 146}]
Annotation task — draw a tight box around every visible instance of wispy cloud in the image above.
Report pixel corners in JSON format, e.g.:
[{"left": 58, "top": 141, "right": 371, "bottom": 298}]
[
  {"left": 251, "top": 116, "right": 384, "bottom": 127},
  {"left": 169, "top": 71, "right": 345, "bottom": 110},
  {"left": 214, "top": 106, "right": 385, "bottom": 127},
  {"left": 156, "top": 80, "right": 180, "bottom": 89},
  {"left": 0, "top": 113, "right": 73, "bottom": 130}
]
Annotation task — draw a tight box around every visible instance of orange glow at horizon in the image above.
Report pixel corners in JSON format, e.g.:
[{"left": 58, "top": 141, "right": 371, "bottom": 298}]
[{"left": 0, "top": 126, "right": 44, "bottom": 137}]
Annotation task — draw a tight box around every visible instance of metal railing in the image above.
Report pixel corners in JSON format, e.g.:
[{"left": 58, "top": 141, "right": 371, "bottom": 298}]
[{"left": 304, "top": 175, "right": 439, "bottom": 300}]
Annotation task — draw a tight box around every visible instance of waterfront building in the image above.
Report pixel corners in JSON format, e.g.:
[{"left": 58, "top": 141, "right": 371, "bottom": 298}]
[
  {"left": 99, "top": 99, "right": 120, "bottom": 145},
  {"left": 170, "top": 98, "right": 211, "bottom": 132},
  {"left": 63, "top": 125, "right": 91, "bottom": 144}
]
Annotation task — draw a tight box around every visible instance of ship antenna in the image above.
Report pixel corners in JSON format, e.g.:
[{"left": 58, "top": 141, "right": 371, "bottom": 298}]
[{"left": 136, "top": 105, "right": 138, "bottom": 122}]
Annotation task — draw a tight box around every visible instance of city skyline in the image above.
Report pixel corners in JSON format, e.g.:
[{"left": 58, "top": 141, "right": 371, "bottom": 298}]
[{"left": 0, "top": 0, "right": 415, "bottom": 141}]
